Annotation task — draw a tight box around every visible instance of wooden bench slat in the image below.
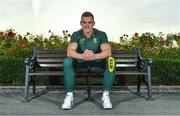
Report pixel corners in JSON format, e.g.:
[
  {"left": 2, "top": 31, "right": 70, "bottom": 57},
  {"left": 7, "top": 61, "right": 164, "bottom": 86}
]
[
  {"left": 116, "top": 59, "right": 137, "bottom": 63},
  {"left": 29, "top": 71, "right": 64, "bottom": 76},
  {"left": 112, "top": 50, "right": 136, "bottom": 54},
  {"left": 37, "top": 59, "right": 138, "bottom": 63},
  {"left": 112, "top": 54, "right": 137, "bottom": 58},
  {"left": 36, "top": 50, "right": 66, "bottom": 54},
  {"left": 36, "top": 54, "right": 67, "bottom": 58},
  {"left": 116, "top": 64, "right": 137, "bottom": 67},
  {"left": 116, "top": 71, "right": 148, "bottom": 75},
  {"left": 28, "top": 71, "right": 147, "bottom": 76},
  {"left": 37, "top": 59, "right": 64, "bottom": 62},
  {"left": 39, "top": 64, "right": 63, "bottom": 67},
  {"left": 39, "top": 62, "right": 137, "bottom": 68},
  {"left": 28, "top": 72, "right": 102, "bottom": 77}
]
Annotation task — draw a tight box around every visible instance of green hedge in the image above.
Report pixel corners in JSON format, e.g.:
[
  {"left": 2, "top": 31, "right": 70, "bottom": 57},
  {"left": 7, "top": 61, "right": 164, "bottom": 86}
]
[
  {"left": 0, "top": 58, "right": 58, "bottom": 86},
  {"left": 152, "top": 59, "right": 180, "bottom": 85},
  {"left": 0, "top": 58, "right": 179, "bottom": 86},
  {"left": 0, "top": 58, "right": 24, "bottom": 85}
]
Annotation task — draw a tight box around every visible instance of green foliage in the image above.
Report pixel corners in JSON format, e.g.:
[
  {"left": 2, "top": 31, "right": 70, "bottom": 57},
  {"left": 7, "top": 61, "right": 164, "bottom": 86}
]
[
  {"left": 0, "top": 57, "right": 52, "bottom": 86},
  {"left": 0, "top": 57, "right": 24, "bottom": 85},
  {"left": 30, "top": 34, "right": 69, "bottom": 49},
  {"left": 152, "top": 59, "right": 180, "bottom": 85}
]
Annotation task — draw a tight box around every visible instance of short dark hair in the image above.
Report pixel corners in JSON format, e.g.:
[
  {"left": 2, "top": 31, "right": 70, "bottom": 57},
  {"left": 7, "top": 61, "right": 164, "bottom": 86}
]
[{"left": 81, "top": 11, "right": 94, "bottom": 20}]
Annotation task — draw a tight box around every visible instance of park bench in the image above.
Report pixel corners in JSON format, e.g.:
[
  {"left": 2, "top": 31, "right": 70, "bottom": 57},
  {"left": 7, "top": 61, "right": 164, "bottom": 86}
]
[{"left": 24, "top": 47, "right": 153, "bottom": 101}]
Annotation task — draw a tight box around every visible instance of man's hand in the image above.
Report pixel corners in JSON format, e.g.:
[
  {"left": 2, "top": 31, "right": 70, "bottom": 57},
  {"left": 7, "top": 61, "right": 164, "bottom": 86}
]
[{"left": 83, "top": 49, "right": 95, "bottom": 61}]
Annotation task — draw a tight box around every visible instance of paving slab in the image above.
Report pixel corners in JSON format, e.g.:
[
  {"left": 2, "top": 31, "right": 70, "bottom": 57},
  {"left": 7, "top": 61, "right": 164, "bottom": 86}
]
[{"left": 0, "top": 86, "right": 180, "bottom": 115}]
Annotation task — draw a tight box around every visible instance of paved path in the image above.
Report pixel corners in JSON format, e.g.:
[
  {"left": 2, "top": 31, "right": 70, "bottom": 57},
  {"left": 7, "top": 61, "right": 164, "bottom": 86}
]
[{"left": 0, "top": 87, "right": 180, "bottom": 115}]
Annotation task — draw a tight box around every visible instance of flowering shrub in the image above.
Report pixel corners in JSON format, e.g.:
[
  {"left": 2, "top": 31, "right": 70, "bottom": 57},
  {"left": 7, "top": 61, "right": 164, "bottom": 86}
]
[
  {"left": 116, "top": 32, "right": 180, "bottom": 59},
  {"left": 0, "top": 29, "right": 70, "bottom": 59},
  {"left": 0, "top": 29, "right": 32, "bottom": 59}
]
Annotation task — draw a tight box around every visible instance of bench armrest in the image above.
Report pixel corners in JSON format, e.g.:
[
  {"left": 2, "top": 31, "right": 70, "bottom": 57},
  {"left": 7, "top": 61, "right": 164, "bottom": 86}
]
[
  {"left": 24, "top": 47, "right": 37, "bottom": 65},
  {"left": 24, "top": 58, "right": 37, "bottom": 71},
  {"left": 136, "top": 48, "right": 153, "bottom": 70},
  {"left": 24, "top": 58, "right": 35, "bottom": 65},
  {"left": 139, "top": 58, "right": 153, "bottom": 71}
]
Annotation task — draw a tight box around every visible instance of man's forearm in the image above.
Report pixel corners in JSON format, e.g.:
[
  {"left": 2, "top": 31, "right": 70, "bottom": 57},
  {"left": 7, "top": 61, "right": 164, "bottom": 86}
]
[
  {"left": 94, "top": 50, "right": 111, "bottom": 60},
  {"left": 67, "top": 49, "right": 111, "bottom": 60},
  {"left": 67, "top": 50, "right": 83, "bottom": 59}
]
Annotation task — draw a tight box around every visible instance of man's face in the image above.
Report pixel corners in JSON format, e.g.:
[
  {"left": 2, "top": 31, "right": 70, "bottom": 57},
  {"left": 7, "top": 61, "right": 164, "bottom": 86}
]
[{"left": 80, "top": 16, "right": 95, "bottom": 34}]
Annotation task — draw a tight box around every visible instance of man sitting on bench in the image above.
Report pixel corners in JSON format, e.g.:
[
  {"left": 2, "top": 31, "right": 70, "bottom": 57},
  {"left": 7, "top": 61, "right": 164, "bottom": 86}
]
[{"left": 62, "top": 11, "right": 116, "bottom": 109}]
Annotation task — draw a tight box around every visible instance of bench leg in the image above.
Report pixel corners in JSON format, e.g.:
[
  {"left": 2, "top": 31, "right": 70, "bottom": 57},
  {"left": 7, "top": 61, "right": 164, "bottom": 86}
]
[
  {"left": 32, "top": 76, "right": 36, "bottom": 94},
  {"left": 24, "top": 65, "right": 30, "bottom": 101},
  {"left": 137, "top": 76, "right": 142, "bottom": 95},
  {"left": 147, "top": 66, "right": 152, "bottom": 99},
  {"left": 85, "top": 76, "right": 93, "bottom": 101}
]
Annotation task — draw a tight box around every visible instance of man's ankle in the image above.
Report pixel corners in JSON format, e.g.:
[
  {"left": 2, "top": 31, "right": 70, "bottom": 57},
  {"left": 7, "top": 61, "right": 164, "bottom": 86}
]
[
  {"left": 103, "top": 90, "right": 109, "bottom": 95},
  {"left": 67, "top": 92, "right": 73, "bottom": 96}
]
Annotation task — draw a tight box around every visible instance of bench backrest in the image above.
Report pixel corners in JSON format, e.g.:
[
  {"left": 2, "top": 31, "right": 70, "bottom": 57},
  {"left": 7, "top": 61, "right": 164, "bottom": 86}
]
[
  {"left": 33, "top": 48, "right": 139, "bottom": 69},
  {"left": 112, "top": 49, "right": 138, "bottom": 69},
  {"left": 34, "top": 48, "right": 67, "bottom": 68}
]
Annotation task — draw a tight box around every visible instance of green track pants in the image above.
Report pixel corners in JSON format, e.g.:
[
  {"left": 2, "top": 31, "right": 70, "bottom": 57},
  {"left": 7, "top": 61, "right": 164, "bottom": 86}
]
[{"left": 63, "top": 57, "right": 116, "bottom": 92}]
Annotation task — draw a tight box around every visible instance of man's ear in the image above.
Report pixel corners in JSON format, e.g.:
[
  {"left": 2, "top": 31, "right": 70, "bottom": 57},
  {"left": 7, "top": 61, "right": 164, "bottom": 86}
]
[
  {"left": 80, "top": 21, "right": 82, "bottom": 26},
  {"left": 93, "top": 21, "right": 95, "bottom": 26}
]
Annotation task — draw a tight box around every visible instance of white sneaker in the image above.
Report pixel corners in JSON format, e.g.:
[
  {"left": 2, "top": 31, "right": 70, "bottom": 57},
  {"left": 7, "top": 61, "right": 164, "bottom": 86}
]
[
  {"left": 101, "top": 92, "right": 112, "bottom": 109},
  {"left": 62, "top": 93, "right": 74, "bottom": 110}
]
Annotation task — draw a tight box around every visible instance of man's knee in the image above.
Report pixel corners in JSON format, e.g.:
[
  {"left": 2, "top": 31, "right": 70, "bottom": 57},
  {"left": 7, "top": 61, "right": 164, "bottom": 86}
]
[
  {"left": 64, "top": 57, "right": 73, "bottom": 67},
  {"left": 106, "top": 57, "right": 116, "bottom": 72}
]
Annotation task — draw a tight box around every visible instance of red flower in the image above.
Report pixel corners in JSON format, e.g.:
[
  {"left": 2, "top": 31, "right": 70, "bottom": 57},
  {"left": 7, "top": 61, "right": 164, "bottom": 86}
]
[
  {"left": 144, "top": 40, "right": 151, "bottom": 45},
  {"left": 134, "top": 32, "right": 139, "bottom": 37},
  {"left": 27, "top": 32, "right": 30, "bottom": 35},
  {"left": 0, "top": 32, "right": 4, "bottom": 36},
  {"left": 18, "top": 34, "right": 22, "bottom": 39},
  {"left": 160, "top": 39, "right": 165, "bottom": 45},
  {"left": 19, "top": 42, "right": 26, "bottom": 48},
  {"left": 29, "top": 42, "right": 33, "bottom": 46},
  {"left": 68, "top": 33, "right": 71, "bottom": 37},
  {"left": 123, "top": 34, "right": 128, "bottom": 37},
  {"left": 8, "top": 32, "right": 16, "bottom": 37},
  {"left": 23, "top": 37, "right": 27, "bottom": 40}
]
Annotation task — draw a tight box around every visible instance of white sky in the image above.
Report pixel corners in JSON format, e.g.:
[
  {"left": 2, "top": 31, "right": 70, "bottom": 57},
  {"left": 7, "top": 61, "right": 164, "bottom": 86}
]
[{"left": 0, "top": 0, "right": 180, "bottom": 42}]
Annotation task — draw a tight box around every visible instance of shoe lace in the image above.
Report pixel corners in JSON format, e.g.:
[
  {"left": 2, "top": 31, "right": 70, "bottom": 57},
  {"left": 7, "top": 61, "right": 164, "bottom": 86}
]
[
  {"left": 103, "top": 94, "right": 111, "bottom": 102},
  {"left": 64, "top": 95, "right": 73, "bottom": 102}
]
